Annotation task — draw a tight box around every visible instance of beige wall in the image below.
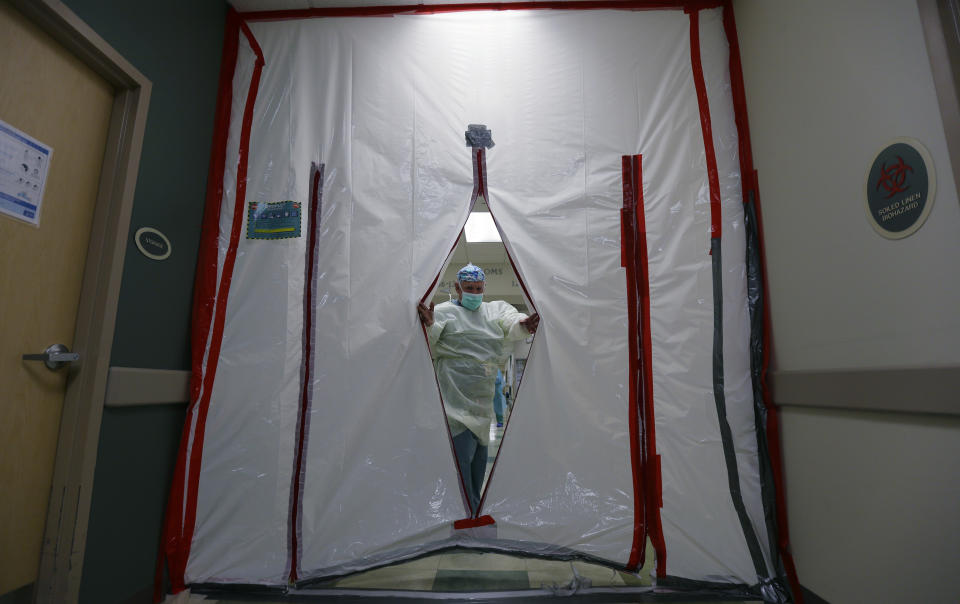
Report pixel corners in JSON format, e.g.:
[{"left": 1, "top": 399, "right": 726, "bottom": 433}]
[
  {"left": 733, "top": 1, "right": 960, "bottom": 602},
  {"left": 779, "top": 407, "right": 960, "bottom": 603}
]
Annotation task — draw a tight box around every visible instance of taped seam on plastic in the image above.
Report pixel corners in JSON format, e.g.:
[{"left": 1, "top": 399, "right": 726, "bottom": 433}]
[
  {"left": 453, "top": 515, "right": 496, "bottom": 530},
  {"left": 473, "top": 147, "right": 542, "bottom": 516},
  {"left": 158, "top": 9, "right": 244, "bottom": 599},
  {"left": 693, "top": 6, "right": 770, "bottom": 583},
  {"left": 748, "top": 176, "right": 802, "bottom": 603},
  {"left": 419, "top": 147, "right": 483, "bottom": 306},
  {"left": 687, "top": 8, "right": 722, "bottom": 240},
  {"left": 473, "top": 146, "right": 536, "bottom": 309},
  {"left": 418, "top": 148, "right": 489, "bottom": 518},
  {"left": 178, "top": 20, "right": 266, "bottom": 590},
  {"left": 419, "top": 235, "right": 473, "bottom": 517},
  {"left": 630, "top": 154, "right": 666, "bottom": 578},
  {"left": 620, "top": 155, "right": 644, "bottom": 573},
  {"left": 619, "top": 208, "right": 629, "bottom": 268},
  {"left": 241, "top": 1, "right": 726, "bottom": 22},
  {"left": 654, "top": 457, "right": 663, "bottom": 510},
  {"left": 189, "top": 10, "right": 241, "bottom": 407},
  {"left": 723, "top": 0, "right": 803, "bottom": 598},
  {"left": 288, "top": 162, "right": 325, "bottom": 583},
  {"left": 475, "top": 148, "right": 489, "bottom": 204}
]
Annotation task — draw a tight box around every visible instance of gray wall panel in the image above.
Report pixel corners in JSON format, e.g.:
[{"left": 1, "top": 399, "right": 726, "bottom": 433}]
[{"left": 55, "top": 1, "right": 227, "bottom": 602}]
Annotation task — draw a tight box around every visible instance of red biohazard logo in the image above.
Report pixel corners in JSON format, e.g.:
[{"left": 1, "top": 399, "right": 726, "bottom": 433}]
[{"left": 876, "top": 156, "right": 913, "bottom": 198}]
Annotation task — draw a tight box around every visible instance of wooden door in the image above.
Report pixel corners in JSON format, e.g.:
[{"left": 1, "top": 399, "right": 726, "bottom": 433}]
[{"left": 0, "top": 1, "right": 114, "bottom": 595}]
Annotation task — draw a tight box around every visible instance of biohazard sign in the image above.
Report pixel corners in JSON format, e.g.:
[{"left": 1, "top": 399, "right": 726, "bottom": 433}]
[{"left": 865, "top": 139, "right": 935, "bottom": 239}]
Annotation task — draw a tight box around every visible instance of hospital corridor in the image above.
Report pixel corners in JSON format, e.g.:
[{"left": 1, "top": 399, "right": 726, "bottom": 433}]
[{"left": 1, "top": 1, "right": 958, "bottom": 604}]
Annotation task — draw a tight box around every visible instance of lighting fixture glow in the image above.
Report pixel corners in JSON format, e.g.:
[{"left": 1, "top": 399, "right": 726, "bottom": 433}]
[{"left": 464, "top": 212, "right": 501, "bottom": 242}]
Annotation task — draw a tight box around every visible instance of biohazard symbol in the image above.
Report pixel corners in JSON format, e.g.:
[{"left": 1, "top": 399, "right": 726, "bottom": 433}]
[{"left": 876, "top": 156, "right": 913, "bottom": 198}]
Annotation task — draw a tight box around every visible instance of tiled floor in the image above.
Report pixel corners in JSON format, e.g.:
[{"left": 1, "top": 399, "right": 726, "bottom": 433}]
[{"left": 320, "top": 549, "right": 654, "bottom": 591}]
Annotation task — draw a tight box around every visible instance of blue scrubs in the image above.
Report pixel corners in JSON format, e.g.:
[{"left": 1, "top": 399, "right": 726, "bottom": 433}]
[{"left": 493, "top": 370, "right": 506, "bottom": 424}]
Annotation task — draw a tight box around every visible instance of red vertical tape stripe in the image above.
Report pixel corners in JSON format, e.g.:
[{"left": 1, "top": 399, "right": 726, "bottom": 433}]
[
  {"left": 688, "top": 9, "right": 722, "bottom": 240},
  {"left": 633, "top": 155, "right": 666, "bottom": 577},
  {"left": 621, "top": 156, "right": 645, "bottom": 571},
  {"left": 288, "top": 163, "right": 324, "bottom": 582},
  {"left": 159, "top": 9, "right": 243, "bottom": 597},
  {"left": 165, "top": 17, "right": 266, "bottom": 592},
  {"left": 722, "top": 3, "right": 803, "bottom": 600}
]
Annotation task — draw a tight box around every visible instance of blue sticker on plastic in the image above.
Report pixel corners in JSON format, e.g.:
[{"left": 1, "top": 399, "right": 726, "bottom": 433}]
[{"left": 247, "top": 201, "right": 301, "bottom": 240}]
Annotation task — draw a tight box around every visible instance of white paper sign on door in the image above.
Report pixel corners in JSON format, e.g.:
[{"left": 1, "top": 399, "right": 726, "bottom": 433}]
[{"left": 0, "top": 118, "right": 53, "bottom": 227}]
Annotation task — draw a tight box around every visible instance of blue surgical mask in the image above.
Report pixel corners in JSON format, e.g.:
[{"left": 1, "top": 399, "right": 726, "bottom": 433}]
[{"left": 461, "top": 291, "right": 483, "bottom": 311}]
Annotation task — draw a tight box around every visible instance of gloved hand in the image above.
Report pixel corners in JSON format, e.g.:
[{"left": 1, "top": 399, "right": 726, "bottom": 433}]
[
  {"left": 417, "top": 301, "right": 435, "bottom": 326},
  {"left": 520, "top": 312, "right": 540, "bottom": 334}
]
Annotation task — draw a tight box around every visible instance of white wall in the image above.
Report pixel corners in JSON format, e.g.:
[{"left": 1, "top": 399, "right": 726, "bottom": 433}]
[
  {"left": 733, "top": 1, "right": 960, "bottom": 602},
  {"left": 736, "top": 0, "right": 960, "bottom": 372},
  {"left": 779, "top": 407, "right": 960, "bottom": 603}
]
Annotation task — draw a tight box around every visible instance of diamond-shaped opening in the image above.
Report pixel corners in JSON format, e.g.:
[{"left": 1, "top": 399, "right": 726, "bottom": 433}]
[{"left": 418, "top": 151, "right": 540, "bottom": 519}]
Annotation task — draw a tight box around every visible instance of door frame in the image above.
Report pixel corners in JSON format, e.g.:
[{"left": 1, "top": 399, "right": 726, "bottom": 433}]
[{"left": 6, "top": 0, "right": 151, "bottom": 601}]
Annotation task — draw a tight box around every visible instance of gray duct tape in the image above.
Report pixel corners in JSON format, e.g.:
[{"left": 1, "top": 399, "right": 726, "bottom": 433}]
[
  {"left": 709, "top": 238, "right": 774, "bottom": 591},
  {"left": 744, "top": 192, "right": 792, "bottom": 599},
  {"left": 465, "top": 123, "right": 495, "bottom": 148},
  {"left": 657, "top": 574, "right": 775, "bottom": 601}
]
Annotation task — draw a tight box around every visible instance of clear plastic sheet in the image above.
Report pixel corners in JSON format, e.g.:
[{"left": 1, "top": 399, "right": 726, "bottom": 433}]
[{"left": 165, "top": 5, "right": 789, "bottom": 600}]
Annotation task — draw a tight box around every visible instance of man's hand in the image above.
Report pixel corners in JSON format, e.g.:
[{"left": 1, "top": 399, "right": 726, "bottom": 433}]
[
  {"left": 417, "top": 301, "right": 435, "bottom": 326},
  {"left": 520, "top": 312, "right": 540, "bottom": 334}
]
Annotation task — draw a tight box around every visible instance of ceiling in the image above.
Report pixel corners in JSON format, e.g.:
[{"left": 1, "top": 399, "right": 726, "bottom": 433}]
[
  {"left": 454, "top": 196, "right": 508, "bottom": 264},
  {"left": 451, "top": 239, "right": 507, "bottom": 264}
]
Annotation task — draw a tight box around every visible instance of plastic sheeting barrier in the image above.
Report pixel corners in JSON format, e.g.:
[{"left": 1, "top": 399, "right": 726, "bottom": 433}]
[{"left": 160, "top": 3, "right": 798, "bottom": 602}]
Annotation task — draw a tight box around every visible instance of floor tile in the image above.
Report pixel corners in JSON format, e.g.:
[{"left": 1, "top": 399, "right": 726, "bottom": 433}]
[
  {"left": 432, "top": 569, "right": 530, "bottom": 591},
  {"left": 332, "top": 566, "right": 436, "bottom": 590},
  {"left": 571, "top": 562, "right": 626, "bottom": 586},
  {"left": 524, "top": 559, "right": 626, "bottom": 588},
  {"left": 390, "top": 554, "right": 442, "bottom": 571},
  {"left": 437, "top": 550, "right": 526, "bottom": 571},
  {"left": 573, "top": 561, "right": 625, "bottom": 586},
  {"left": 523, "top": 557, "right": 571, "bottom": 572},
  {"left": 617, "top": 569, "right": 650, "bottom": 586},
  {"left": 526, "top": 570, "right": 576, "bottom": 590}
]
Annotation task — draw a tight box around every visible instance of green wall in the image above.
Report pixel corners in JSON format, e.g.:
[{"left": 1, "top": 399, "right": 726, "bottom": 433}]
[{"left": 54, "top": 1, "right": 227, "bottom": 602}]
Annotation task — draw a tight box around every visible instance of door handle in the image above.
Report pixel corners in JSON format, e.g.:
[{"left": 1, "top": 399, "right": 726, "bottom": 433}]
[{"left": 22, "top": 344, "right": 80, "bottom": 371}]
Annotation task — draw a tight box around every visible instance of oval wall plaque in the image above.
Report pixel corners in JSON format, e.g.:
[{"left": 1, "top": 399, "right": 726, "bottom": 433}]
[
  {"left": 864, "top": 138, "right": 936, "bottom": 239},
  {"left": 135, "top": 227, "right": 172, "bottom": 260}
]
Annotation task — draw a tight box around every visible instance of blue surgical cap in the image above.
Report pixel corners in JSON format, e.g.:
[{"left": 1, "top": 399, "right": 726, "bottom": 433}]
[{"left": 457, "top": 263, "right": 485, "bottom": 283}]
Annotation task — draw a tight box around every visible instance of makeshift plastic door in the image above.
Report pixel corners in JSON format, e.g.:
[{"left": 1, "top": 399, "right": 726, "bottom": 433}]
[{"left": 163, "top": 4, "right": 794, "bottom": 601}]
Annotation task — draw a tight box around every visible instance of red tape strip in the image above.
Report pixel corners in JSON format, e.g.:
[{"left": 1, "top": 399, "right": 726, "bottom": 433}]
[
  {"left": 242, "top": 1, "right": 725, "bottom": 21},
  {"left": 173, "top": 19, "right": 266, "bottom": 593},
  {"left": 688, "top": 9, "right": 723, "bottom": 240},
  {"left": 453, "top": 515, "right": 496, "bottom": 530},
  {"left": 158, "top": 9, "right": 243, "bottom": 599},
  {"left": 621, "top": 156, "right": 645, "bottom": 572},
  {"left": 723, "top": 3, "right": 803, "bottom": 600},
  {"left": 632, "top": 154, "right": 666, "bottom": 578}
]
